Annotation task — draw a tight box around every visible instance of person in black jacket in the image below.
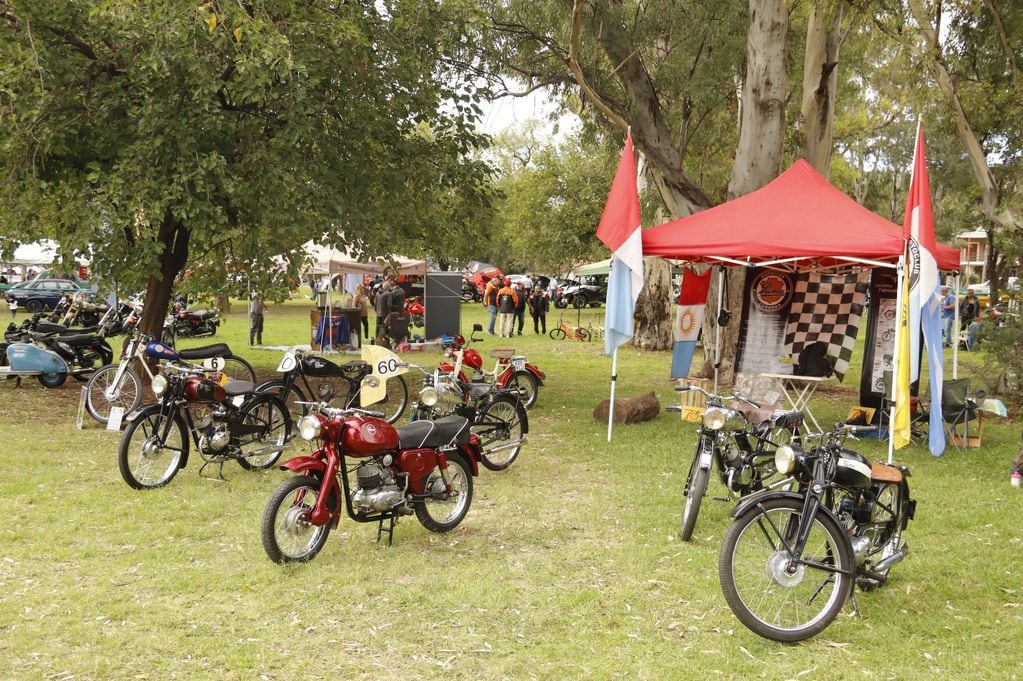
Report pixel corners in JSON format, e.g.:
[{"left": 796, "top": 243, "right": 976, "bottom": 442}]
[
  {"left": 513, "top": 282, "right": 527, "bottom": 335},
  {"left": 959, "top": 291, "right": 980, "bottom": 329},
  {"left": 527, "top": 287, "right": 549, "bottom": 335}
]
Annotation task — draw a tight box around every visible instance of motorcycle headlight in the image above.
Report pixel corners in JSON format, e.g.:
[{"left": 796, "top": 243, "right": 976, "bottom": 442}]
[
  {"left": 702, "top": 407, "right": 727, "bottom": 431},
  {"left": 298, "top": 414, "right": 323, "bottom": 441},
  {"left": 774, "top": 444, "right": 797, "bottom": 475},
  {"left": 151, "top": 375, "right": 168, "bottom": 397},
  {"left": 419, "top": 386, "right": 439, "bottom": 407}
]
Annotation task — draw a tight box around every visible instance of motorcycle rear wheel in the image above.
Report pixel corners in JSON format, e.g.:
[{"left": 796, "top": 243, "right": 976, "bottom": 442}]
[
  {"left": 255, "top": 379, "right": 308, "bottom": 420},
  {"left": 474, "top": 397, "right": 525, "bottom": 471},
  {"left": 262, "top": 475, "right": 333, "bottom": 564},
  {"left": 345, "top": 374, "right": 408, "bottom": 424},
  {"left": 236, "top": 395, "right": 291, "bottom": 470},
  {"left": 118, "top": 406, "right": 189, "bottom": 489},
  {"left": 505, "top": 370, "right": 539, "bottom": 409},
  {"left": 85, "top": 363, "right": 143, "bottom": 424},
  {"left": 219, "top": 355, "right": 256, "bottom": 383},
  {"left": 680, "top": 443, "right": 712, "bottom": 541},
  {"left": 414, "top": 452, "right": 473, "bottom": 532},
  {"left": 719, "top": 496, "right": 854, "bottom": 642}
]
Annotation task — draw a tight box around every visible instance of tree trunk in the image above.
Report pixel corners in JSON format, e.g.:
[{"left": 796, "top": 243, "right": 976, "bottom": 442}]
[
  {"left": 216, "top": 293, "right": 231, "bottom": 314},
  {"left": 632, "top": 257, "right": 672, "bottom": 350},
  {"left": 139, "top": 214, "right": 191, "bottom": 340},
  {"left": 701, "top": 0, "right": 788, "bottom": 384},
  {"left": 799, "top": 1, "right": 843, "bottom": 177}
]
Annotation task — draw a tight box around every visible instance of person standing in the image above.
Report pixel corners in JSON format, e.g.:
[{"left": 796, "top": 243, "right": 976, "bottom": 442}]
[
  {"left": 483, "top": 277, "right": 500, "bottom": 335},
  {"left": 8, "top": 296, "right": 17, "bottom": 319},
  {"left": 353, "top": 284, "right": 371, "bottom": 342},
  {"left": 959, "top": 290, "right": 979, "bottom": 330},
  {"left": 249, "top": 293, "right": 267, "bottom": 346},
  {"left": 374, "top": 282, "right": 393, "bottom": 341},
  {"left": 512, "top": 282, "right": 527, "bottom": 335},
  {"left": 496, "top": 278, "right": 519, "bottom": 338},
  {"left": 389, "top": 279, "right": 406, "bottom": 314},
  {"left": 940, "top": 285, "right": 956, "bottom": 347},
  {"left": 528, "top": 287, "right": 548, "bottom": 335}
]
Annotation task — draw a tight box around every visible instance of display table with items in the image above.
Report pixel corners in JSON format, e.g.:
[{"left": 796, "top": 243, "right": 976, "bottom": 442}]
[{"left": 310, "top": 307, "right": 363, "bottom": 351}]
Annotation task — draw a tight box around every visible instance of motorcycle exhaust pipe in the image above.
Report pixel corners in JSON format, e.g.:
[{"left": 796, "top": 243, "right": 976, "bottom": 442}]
[
  {"left": 871, "top": 542, "right": 909, "bottom": 573},
  {"left": 484, "top": 438, "right": 527, "bottom": 454}
]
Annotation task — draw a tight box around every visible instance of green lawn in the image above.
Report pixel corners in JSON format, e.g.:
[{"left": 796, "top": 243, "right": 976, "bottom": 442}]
[{"left": 0, "top": 294, "right": 1021, "bottom": 679}]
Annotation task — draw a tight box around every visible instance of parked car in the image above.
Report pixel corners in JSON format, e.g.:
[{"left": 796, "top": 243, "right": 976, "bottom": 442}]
[
  {"left": 5, "top": 278, "right": 92, "bottom": 312},
  {"left": 555, "top": 275, "right": 607, "bottom": 308}
]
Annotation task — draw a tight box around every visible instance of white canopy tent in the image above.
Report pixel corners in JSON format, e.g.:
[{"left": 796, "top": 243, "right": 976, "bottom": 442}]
[{"left": 304, "top": 242, "right": 427, "bottom": 278}]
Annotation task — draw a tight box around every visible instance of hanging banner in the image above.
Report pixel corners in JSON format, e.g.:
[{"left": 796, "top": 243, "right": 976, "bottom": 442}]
[
  {"left": 670, "top": 267, "right": 713, "bottom": 378},
  {"left": 735, "top": 269, "right": 795, "bottom": 375},
  {"left": 782, "top": 271, "right": 869, "bottom": 381},
  {"left": 859, "top": 268, "right": 899, "bottom": 413}
]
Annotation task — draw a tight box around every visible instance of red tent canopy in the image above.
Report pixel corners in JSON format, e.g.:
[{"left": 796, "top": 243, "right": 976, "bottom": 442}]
[{"left": 642, "top": 160, "right": 957, "bottom": 271}]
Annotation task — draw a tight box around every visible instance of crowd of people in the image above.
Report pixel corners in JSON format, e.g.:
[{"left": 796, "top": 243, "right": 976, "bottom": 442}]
[
  {"left": 482, "top": 276, "right": 551, "bottom": 338},
  {"left": 940, "top": 286, "right": 1006, "bottom": 351}
]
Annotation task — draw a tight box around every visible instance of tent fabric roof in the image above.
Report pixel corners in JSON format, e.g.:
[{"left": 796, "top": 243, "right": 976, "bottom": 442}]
[
  {"left": 573, "top": 258, "right": 611, "bottom": 277},
  {"left": 642, "top": 160, "right": 956, "bottom": 271},
  {"left": 304, "top": 243, "right": 426, "bottom": 277}
]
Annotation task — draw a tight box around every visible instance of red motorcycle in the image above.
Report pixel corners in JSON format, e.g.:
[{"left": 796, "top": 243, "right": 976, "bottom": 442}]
[
  {"left": 404, "top": 295, "right": 425, "bottom": 328},
  {"left": 261, "top": 402, "right": 480, "bottom": 562},
  {"left": 438, "top": 323, "right": 545, "bottom": 409}
]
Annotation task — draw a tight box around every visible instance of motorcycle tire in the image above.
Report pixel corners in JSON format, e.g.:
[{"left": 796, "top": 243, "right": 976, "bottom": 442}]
[
  {"left": 219, "top": 355, "right": 257, "bottom": 383},
  {"left": 414, "top": 451, "right": 473, "bottom": 532},
  {"left": 505, "top": 370, "right": 539, "bottom": 410},
  {"left": 85, "top": 363, "right": 143, "bottom": 424},
  {"left": 856, "top": 481, "right": 909, "bottom": 589},
  {"left": 719, "top": 496, "right": 854, "bottom": 642},
  {"left": 255, "top": 379, "right": 308, "bottom": 420},
  {"left": 549, "top": 328, "right": 566, "bottom": 341},
  {"left": 554, "top": 298, "right": 568, "bottom": 309},
  {"left": 680, "top": 440, "right": 712, "bottom": 541},
  {"left": 474, "top": 396, "right": 526, "bottom": 471},
  {"left": 236, "top": 394, "right": 292, "bottom": 471},
  {"left": 37, "top": 371, "right": 67, "bottom": 388},
  {"left": 117, "top": 405, "right": 189, "bottom": 490},
  {"left": 261, "top": 474, "right": 333, "bottom": 564}
]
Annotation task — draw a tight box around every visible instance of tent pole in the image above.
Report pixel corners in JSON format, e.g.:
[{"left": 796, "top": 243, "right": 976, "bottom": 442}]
[
  {"left": 607, "top": 347, "right": 619, "bottom": 442},
  {"left": 713, "top": 267, "right": 725, "bottom": 394},
  {"left": 952, "top": 272, "right": 960, "bottom": 379},
  {"left": 887, "top": 257, "right": 906, "bottom": 465}
]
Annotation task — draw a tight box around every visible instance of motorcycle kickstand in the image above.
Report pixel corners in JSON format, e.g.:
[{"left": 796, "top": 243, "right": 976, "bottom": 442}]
[
  {"left": 197, "top": 460, "right": 228, "bottom": 482},
  {"left": 848, "top": 589, "right": 860, "bottom": 617},
  {"left": 377, "top": 515, "right": 397, "bottom": 546}
]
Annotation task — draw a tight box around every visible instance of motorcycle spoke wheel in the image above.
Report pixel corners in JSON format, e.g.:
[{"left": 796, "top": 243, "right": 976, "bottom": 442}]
[
  {"left": 117, "top": 409, "right": 188, "bottom": 490},
  {"left": 473, "top": 398, "right": 524, "bottom": 471},
  {"left": 719, "top": 497, "right": 854, "bottom": 642},
  {"left": 262, "top": 475, "right": 332, "bottom": 564},
  {"left": 506, "top": 371, "right": 539, "bottom": 409},
  {"left": 236, "top": 396, "right": 291, "bottom": 470},
  {"left": 414, "top": 452, "right": 473, "bottom": 532},
  {"left": 85, "top": 364, "right": 142, "bottom": 424},
  {"left": 257, "top": 380, "right": 308, "bottom": 421},
  {"left": 858, "top": 482, "right": 906, "bottom": 588},
  {"left": 220, "top": 356, "right": 256, "bottom": 383},
  {"left": 680, "top": 447, "right": 711, "bottom": 542},
  {"left": 349, "top": 375, "right": 408, "bottom": 424}
]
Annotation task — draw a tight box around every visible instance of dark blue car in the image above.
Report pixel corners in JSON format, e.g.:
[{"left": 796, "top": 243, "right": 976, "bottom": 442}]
[{"left": 5, "top": 278, "right": 91, "bottom": 313}]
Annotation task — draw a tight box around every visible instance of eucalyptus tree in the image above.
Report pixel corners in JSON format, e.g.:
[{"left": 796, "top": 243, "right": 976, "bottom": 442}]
[{"left": 0, "top": 0, "right": 493, "bottom": 333}]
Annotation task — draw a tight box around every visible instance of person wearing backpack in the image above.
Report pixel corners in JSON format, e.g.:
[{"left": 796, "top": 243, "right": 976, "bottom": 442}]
[{"left": 496, "top": 278, "right": 519, "bottom": 338}]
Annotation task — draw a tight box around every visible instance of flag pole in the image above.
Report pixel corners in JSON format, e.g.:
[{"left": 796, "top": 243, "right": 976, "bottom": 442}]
[
  {"left": 887, "top": 256, "right": 906, "bottom": 465},
  {"left": 607, "top": 346, "right": 619, "bottom": 442},
  {"left": 713, "top": 266, "right": 724, "bottom": 394},
  {"left": 952, "top": 272, "right": 960, "bottom": 378}
]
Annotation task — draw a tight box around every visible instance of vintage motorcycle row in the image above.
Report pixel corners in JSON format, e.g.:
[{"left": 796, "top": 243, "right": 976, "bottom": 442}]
[{"left": 672, "top": 384, "right": 915, "bottom": 642}]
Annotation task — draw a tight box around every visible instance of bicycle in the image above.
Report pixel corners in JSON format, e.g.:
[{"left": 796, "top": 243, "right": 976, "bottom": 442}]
[{"left": 549, "top": 318, "right": 590, "bottom": 342}]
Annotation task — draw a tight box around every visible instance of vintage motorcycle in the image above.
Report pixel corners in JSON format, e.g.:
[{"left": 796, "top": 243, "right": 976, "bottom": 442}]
[
  {"left": 3, "top": 318, "right": 114, "bottom": 384},
  {"left": 718, "top": 422, "right": 915, "bottom": 642},
  {"left": 408, "top": 359, "right": 528, "bottom": 472},
  {"left": 162, "top": 302, "right": 220, "bottom": 344},
  {"left": 0, "top": 340, "right": 70, "bottom": 387},
  {"left": 85, "top": 330, "right": 255, "bottom": 424},
  {"left": 256, "top": 348, "right": 409, "bottom": 423},
  {"left": 671, "top": 385, "right": 803, "bottom": 541},
  {"left": 437, "top": 323, "right": 545, "bottom": 409},
  {"left": 261, "top": 402, "right": 480, "bottom": 561},
  {"left": 117, "top": 359, "right": 291, "bottom": 489},
  {"left": 404, "top": 295, "right": 425, "bottom": 328}
]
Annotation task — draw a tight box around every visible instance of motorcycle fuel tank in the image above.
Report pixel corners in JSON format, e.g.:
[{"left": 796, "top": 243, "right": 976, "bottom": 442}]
[
  {"left": 342, "top": 415, "right": 399, "bottom": 456},
  {"left": 6, "top": 343, "right": 68, "bottom": 373},
  {"left": 185, "top": 376, "right": 227, "bottom": 403},
  {"left": 145, "top": 342, "right": 180, "bottom": 361},
  {"left": 835, "top": 448, "right": 873, "bottom": 489},
  {"left": 461, "top": 348, "right": 483, "bottom": 371},
  {"left": 301, "top": 355, "right": 343, "bottom": 378}
]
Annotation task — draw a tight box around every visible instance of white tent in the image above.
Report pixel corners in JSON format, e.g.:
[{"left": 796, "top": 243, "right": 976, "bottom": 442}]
[{"left": 304, "top": 242, "right": 427, "bottom": 277}]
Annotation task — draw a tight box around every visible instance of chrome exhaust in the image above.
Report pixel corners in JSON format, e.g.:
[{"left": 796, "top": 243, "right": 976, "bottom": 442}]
[
  {"left": 484, "top": 438, "right": 527, "bottom": 453},
  {"left": 871, "top": 542, "right": 908, "bottom": 573}
]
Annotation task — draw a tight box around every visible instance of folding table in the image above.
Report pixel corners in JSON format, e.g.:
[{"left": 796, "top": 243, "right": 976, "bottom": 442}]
[{"left": 759, "top": 373, "right": 829, "bottom": 433}]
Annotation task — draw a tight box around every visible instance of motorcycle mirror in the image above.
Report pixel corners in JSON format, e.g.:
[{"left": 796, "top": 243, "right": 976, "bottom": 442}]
[{"left": 472, "top": 323, "right": 483, "bottom": 332}]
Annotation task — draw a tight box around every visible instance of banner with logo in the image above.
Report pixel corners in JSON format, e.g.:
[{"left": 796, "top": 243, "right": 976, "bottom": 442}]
[
  {"left": 859, "top": 268, "right": 920, "bottom": 414},
  {"left": 735, "top": 269, "right": 795, "bottom": 375}
]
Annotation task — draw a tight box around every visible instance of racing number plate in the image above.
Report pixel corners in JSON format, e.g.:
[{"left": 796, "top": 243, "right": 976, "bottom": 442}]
[
  {"left": 277, "top": 351, "right": 297, "bottom": 373},
  {"left": 680, "top": 405, "right": 704, "bottom": 423}
]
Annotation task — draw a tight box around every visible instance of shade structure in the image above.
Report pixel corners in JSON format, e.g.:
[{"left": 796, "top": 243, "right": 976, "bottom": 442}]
[
  {"left": 642, "top": 160, "right": 952, "bottom": 270},
  {"left": 573, "top": 258, "right": 612, "bottom": 277},
  {"left": 304, "top": 242, "right": 426, "bottom": 277}
]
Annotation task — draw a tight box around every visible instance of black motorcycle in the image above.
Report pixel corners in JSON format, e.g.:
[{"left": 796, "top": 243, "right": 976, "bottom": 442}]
[
  {"left": 256, "top": 349, "right": 410, "bottom": 424},
  {"left": 3, "top": 318, "right": 114, "bottom": 382},
  {"left": 162, "top": 302, "right": 220, "bottom": 345},
  {"left": 670, "top": 385, "right": 803, "bottom": 541},
  {"left": 718, "top": 422, "right": 915, "bottom": 642}
]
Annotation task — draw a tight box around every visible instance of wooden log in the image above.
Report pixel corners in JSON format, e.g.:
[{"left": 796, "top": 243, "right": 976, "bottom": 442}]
[{"left": 593, "top": 391, "right": 661, "bottom": 425}]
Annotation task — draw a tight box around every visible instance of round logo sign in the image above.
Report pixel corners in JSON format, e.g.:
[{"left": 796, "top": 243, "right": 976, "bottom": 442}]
[{"left": 751, "top": 271, "right": 793, "bottom": 313}]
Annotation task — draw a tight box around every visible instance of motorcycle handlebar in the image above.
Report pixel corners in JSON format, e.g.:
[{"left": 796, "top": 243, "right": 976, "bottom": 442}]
[
  {"left": 295, "top": 401, "right": 385, "bottom": 419},
  {"left": 675, "top": 384, "right": 761, "bottom": 409}
]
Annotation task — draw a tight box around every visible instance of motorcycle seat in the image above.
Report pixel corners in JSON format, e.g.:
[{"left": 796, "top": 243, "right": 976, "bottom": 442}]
[
  {"left": 178, "top": 344, "right": 231, "bottom": 360},
  {"left": 187, "top": 309, "right": 216, "bottom": 319},
  {"left": 223, "top": 380, "right": 255, "bottom": 396},
  {"left": 54, "top": 333, "right": 101, "bottom": 347},
  {"left": 490, "top": 348, "right": 516, "bottom": 359},
  {"left": 395, "top": 415, "right": 471, "bottom": 449},
  {"left": 871, "top": 462, "right": 904, "bottom": 484}
]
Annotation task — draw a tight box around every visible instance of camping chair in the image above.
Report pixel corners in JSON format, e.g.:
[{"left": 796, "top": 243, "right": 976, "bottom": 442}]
[
  {"left": 879, "top": 371, "right": 929, "bottom": 442},
  {"left": 941, "top": 379, "right": 984, "bottom": 450}
]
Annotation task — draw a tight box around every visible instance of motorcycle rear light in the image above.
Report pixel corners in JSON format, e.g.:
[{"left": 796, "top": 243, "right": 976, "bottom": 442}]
[{"left": 298, "top": 414, "right": 324, "bottom": 441}]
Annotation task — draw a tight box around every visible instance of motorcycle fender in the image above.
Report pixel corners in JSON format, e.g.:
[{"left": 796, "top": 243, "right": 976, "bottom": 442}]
[
  {"left": 280, "top": 455, "right": 327, "bottom": 476},
  {"left": 497, "top": 366, "right": 546, "bottom": 387},
  {"left": 456, "top": 442, "right": 481, "bottom": 477},
  {"left": 730, "top": 489, "right": 844, "bottom": 530},
  {"left": 525, "top": 363, "right": 546, "bottom": 382}
]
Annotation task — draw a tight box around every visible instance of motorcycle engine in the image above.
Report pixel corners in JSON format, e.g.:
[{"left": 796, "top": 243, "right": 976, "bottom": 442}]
[
  {"left": 351, "top": 460, "right": 404, "bottom": 513},
  {"left": 199, "top": 423, "right": 231, "bottom": 453}
]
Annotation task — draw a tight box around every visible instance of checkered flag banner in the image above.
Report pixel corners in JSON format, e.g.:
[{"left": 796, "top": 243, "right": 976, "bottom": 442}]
[{"left": 783, "top": 271, "right": 870, "bottom": 381}]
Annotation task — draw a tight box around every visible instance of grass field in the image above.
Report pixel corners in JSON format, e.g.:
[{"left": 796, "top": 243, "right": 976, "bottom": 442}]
[{"left": 1, "top": 293, "right": 1021, "bottom": 680}]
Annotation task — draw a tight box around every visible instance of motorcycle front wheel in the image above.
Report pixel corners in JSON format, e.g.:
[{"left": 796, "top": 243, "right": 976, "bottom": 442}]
[
  {"left": 680, "top": 441, "right": 712, "bottom": 541},
  {"left": 414, "top": 452, "right": 473, "bottom": 532},
  {"left": 719, "top": 496, "right": 855, "bottom": 642},
  {"left": 505, "top": 370, "right": 539, "bottom": 409},
  {"left": 474, "top": 397, "right": 525, "bottom": 471},
  {"left": 261, "top": 475, "right": 333, "bottom": 564},
  {"left": 117, "top": 406, "right": 189, "bottom": 489},
  {"left": 348, "top": 374, "right": 408, "bottom": 424},
  {"left": 236, "top": 394, "right": 292, "bottom": 470},
  {"left": 85, "top": 363, "right": 143, "bottom": 424}
]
